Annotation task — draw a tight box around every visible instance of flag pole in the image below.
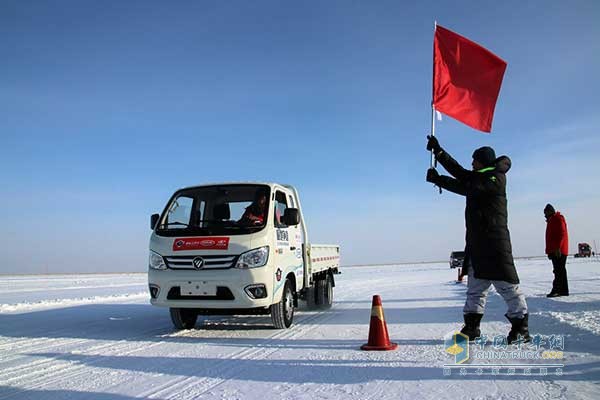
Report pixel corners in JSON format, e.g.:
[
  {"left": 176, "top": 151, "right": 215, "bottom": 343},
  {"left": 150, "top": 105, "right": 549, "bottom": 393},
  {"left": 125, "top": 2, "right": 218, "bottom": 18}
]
[
  {"left": 430, "top": 103, "right": 436, "bottom": 168},
  {"left": 431, "top": 102, "right": 441, "bottom": 194},
  {"left": 431, "top": 21, "right": 441, "bottom": 193},
  {"left": 430, "top": 20, "right": 437, "bottom": 169}
]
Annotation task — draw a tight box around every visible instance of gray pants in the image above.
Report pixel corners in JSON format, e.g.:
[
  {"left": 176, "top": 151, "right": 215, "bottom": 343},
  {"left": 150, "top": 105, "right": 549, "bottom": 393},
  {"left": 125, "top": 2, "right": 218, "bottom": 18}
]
[{"left": 463, "top": 267, "right": 528, "bottom": 318}]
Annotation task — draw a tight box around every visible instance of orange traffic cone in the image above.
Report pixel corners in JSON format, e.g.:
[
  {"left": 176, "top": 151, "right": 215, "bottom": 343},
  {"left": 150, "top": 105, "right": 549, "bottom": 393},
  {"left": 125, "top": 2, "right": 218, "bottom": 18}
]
[
  {"left": 457, "top": 267, "right": 463, "bottom": 282},
  {"left": 361, "top": 295, "right": 398, "bottom": 351}
]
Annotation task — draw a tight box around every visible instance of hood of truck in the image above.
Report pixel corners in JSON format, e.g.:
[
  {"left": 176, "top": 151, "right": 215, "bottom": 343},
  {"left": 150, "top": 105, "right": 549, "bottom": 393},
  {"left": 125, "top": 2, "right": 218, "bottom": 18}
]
[{"left": 149, "top": 229, "right": 271, "bottom": 257}]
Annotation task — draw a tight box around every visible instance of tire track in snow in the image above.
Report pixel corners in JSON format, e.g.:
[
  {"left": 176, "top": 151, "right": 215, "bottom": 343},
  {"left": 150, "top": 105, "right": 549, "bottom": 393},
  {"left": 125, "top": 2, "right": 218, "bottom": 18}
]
[
  {"left": 0, "top": 325, "right": 171, "bottom": 399},
  {"left": 0, "top": 328, "right": 164, "bottom": 385},
  {"left": 0, "top": 309, "right": 331, "bottom": 399},
  {"left": 0, "top": 317, "right": 118, "bottom": 353},
  {"left": 0, "top": 316, "right": 148, "bottom": 366},
  {"left": 138, "top": 309, "right": 337, "bottom": 400},
  {"left": 0, "top": 294, "right": 149, "bottom": 353},
  {"left": 0, "top": 299, "right": 155, "bottom": 376}
]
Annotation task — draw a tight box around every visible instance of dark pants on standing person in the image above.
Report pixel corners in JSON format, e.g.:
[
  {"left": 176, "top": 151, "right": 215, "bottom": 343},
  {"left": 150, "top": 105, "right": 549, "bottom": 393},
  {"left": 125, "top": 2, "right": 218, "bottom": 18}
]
[{"left": 550, "top": 254, "right": 569, "bottom": 295}]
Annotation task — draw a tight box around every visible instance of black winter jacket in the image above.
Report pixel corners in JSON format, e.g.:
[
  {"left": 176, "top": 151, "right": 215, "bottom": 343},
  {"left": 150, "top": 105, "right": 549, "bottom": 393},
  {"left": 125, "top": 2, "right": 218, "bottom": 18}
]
[{"left": 433, "top": 149, "right": 519, "bottom": 284}]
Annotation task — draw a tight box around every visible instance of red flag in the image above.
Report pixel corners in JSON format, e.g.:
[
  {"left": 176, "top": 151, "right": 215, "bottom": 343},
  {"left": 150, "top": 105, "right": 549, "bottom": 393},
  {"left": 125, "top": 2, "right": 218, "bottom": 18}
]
[{"left": 433, "top": 25, "right": 507, "bottom": 133}]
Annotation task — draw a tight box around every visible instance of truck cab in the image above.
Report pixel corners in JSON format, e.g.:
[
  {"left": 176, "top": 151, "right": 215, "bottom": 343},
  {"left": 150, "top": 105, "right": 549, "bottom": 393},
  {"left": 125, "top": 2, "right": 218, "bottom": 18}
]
[
  {"left": 449, "top": 251, "right": 465, "bottom": 269},
  {"left": 575, "top": 243, "right": 592, "bottom": 258},
  {"left": 148, "top": 183, "right": 340, "bottom": 329}
]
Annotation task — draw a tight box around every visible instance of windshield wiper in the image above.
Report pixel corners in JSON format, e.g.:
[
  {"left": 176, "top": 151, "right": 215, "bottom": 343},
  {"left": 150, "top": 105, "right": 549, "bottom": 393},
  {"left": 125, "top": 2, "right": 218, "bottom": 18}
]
[
  {"left": 224, "top": 225, "right": 264, "bottom": 229},
  {"left": 159, "top": 222, "right": 189, "bottom": 228},
  {"left": 197, "top": 220, "right": 263, "bottom": 229}
]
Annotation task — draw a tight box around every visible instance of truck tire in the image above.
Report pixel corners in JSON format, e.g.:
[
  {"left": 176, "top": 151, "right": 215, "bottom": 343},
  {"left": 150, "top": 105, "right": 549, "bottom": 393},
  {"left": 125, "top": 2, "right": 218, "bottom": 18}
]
[
  {"left": 271, "top": 279, "right": 294, "bottom": 329},
  {"left": 304, "top": 285, "right": 318, "bottom": 310},
  {"left": 170, "top": 308, "right": 198, "bottom": 330},
  {"left": 315, "top": 274, "right": 333, "bottom": 309}
]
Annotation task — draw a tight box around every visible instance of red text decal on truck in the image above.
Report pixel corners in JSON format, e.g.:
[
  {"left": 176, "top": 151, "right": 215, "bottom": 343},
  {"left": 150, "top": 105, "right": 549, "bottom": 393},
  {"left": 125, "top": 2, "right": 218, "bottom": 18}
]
[{"left": 173, "top": 237, "right": 230, "bottom": 251}]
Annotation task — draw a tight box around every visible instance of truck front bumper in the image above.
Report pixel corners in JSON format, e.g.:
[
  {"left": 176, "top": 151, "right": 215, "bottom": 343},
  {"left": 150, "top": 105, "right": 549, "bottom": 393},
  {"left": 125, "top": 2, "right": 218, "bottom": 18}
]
[{"left": 148, "top": 267, "right": 273, "bottom": 309}]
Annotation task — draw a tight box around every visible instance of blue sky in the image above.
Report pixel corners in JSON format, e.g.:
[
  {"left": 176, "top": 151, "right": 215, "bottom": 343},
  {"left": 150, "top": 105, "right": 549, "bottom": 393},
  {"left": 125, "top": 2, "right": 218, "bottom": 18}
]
[{"left": 1, "top": 0, "right": 599, "bottom": 273}]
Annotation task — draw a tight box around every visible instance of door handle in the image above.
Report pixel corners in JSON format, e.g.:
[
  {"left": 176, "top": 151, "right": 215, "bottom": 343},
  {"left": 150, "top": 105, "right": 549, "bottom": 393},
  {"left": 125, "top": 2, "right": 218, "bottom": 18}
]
[{"left": 290, "top": 246, "right": 296, "bottom": 251}]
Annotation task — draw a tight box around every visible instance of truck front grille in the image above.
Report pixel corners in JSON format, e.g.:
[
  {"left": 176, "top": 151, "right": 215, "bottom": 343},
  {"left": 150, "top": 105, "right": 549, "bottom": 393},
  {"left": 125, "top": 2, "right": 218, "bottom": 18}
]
[{"left": 164, "top": 254, "right": 237, "bottom": 270}]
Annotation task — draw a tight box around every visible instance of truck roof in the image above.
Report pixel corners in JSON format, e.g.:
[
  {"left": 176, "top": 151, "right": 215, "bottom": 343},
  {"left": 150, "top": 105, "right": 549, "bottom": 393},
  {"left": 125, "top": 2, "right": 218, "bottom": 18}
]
[{"left": 176, "top": 182, "right": 290, "bottom": 192}]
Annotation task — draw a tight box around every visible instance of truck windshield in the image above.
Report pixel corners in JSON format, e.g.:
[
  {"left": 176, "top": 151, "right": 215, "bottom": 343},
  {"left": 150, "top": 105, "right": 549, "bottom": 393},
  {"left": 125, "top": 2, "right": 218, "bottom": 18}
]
[{"left": 155, "top": 184, "right": 271, "bottom": 237}]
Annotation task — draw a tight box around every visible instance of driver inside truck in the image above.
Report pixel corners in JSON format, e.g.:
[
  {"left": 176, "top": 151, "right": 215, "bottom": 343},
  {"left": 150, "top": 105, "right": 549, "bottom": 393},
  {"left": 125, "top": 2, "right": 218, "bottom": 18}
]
[{"left": 238, "top": 188, "right": 268, "bottom": 226}]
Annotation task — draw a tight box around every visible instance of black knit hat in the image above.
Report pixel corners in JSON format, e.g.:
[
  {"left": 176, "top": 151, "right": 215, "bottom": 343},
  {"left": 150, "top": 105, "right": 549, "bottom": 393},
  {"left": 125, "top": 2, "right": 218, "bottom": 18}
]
[
  {"left": 472, "top": 146, "right": 496, "bottom": 167},
  {"left": 544, "top": 203, "right": 555, "bottom": 213}
]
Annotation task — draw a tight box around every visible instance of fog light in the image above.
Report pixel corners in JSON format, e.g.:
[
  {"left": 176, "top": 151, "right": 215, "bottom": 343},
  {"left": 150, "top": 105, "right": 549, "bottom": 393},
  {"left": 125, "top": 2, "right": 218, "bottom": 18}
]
[
  {"left": 244, "top": 284, "right": 267, "bottom": 299},
  {"left": 149, "top": 284, "right": 160, "bottom": 299}
]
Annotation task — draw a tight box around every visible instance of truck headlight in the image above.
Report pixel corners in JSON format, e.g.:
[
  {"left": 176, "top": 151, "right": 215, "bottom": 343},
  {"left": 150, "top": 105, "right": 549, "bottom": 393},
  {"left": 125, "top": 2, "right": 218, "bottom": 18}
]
[
  {"left": 149, "top": 250, "right": 167, "bottom": 270},
  {"left": 235, "top": 246, "right": 269, "bottom": 269}
]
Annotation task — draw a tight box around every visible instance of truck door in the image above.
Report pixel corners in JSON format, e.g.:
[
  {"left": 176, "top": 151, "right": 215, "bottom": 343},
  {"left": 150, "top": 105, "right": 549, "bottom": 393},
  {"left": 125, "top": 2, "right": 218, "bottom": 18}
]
[
  {"left": 287, "top": 192, "right": 305, "bottom": 289},
  {"left": 273, "top": 189, "right": 302, "bottom": 293}
]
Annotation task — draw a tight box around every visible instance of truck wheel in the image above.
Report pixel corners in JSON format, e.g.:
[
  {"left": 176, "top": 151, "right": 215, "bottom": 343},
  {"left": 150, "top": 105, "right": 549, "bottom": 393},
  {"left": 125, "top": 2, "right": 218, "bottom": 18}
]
[
  {"left": 170, "top": 308, "right": 198, "bottom": 330},
  {"left": 304, "top": 285, "right": 318, "bottom": 310},
  {"left": 271, "top": 279, "right": 294, "bottom": 329},
  {"left": 316, "top": 274, "right": 333, "bottom": 309}
]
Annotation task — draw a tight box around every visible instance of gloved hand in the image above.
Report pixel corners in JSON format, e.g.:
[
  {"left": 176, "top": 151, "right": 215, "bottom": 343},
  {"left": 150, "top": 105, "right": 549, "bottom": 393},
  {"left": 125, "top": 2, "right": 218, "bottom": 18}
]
[
  {"left": 426, "top": 168, "right": 440, "bottom": 183},
  {"left": 426, "top": 135, "right": 441, "bottom": 153}
]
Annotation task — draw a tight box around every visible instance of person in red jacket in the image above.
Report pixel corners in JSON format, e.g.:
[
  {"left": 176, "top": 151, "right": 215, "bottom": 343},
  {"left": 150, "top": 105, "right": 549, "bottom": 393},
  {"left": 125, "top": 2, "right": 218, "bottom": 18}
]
[
  {"left": 544, "top": 204, "right": 569, "bottom": 297},
  {"left": 238, "top": 188, "right": 268, "bottom": 226}
]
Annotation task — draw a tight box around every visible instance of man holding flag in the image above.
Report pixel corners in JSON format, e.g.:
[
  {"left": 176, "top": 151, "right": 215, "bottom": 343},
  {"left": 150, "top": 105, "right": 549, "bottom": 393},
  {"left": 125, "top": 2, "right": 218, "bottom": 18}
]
[
  {"left": 426, "top": 24, "right": 530, "bottom": 344},
  {"left": 426, "top": 139, "right": 529, "bottom": 344}
]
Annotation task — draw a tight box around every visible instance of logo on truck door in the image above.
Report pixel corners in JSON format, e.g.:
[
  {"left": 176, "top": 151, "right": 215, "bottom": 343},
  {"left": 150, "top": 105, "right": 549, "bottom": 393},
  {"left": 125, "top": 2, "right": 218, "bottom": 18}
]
[
  {"left": 173, "top": 237, "right": 230, "bottom": 251},
  {"left": 276, "top": 229, "right": 289, "bottom": 242},
  {"left": 276, "top": 229, "right": 289, "bottom": 248}
]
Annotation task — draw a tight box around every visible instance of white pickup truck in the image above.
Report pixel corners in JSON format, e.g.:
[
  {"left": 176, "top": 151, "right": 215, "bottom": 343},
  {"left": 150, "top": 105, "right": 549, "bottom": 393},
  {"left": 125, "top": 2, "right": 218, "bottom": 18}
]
[{"left": 148, "top": 182, "right": 340, "bottom": 329}]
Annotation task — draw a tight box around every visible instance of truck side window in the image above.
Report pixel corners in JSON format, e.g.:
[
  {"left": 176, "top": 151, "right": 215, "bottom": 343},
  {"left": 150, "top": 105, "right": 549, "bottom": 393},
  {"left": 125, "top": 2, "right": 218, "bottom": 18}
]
[{"left": 274, "top": 191, "right": 288, "bottom": 228}]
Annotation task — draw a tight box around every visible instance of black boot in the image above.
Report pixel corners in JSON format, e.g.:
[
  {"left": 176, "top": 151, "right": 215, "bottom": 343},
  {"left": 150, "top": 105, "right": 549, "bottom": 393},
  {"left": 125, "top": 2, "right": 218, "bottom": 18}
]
[
  {"left": 506, "top": 314, "right": 531, "bottom": 344},
  {"left": 460, "top": 313, "right": 483, "bottom": 341}
]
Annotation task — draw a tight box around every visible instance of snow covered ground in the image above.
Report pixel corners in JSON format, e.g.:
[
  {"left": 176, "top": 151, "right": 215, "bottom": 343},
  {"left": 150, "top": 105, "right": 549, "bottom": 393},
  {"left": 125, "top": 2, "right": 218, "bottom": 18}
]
[{"left": 1, "top": 258, "right": 599, "bottom": 399}]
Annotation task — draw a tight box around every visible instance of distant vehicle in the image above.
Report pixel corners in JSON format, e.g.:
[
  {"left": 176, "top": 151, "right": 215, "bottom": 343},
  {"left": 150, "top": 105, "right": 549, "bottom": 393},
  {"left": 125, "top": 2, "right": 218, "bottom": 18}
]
[
  {"left": 449, "top": 251, "right": 465, "bottom": 269},
  {"left": 148, "top": 182, "right": 340, "bottom": 330},
  {"left": 574, "top": 243, "right": 592, "bottom": 258}
]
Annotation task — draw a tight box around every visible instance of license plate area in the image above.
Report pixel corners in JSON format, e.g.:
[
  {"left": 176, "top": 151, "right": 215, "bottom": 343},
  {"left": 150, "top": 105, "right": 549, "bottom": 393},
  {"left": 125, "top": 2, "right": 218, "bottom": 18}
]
[{"left": 180, "top": 281, "right": 217, "bottom": 296}]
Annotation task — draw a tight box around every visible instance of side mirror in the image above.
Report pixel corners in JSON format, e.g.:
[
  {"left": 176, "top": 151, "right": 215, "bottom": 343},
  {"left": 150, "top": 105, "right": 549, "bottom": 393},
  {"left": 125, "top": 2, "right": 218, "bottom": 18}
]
[
  {"left": 151, "top": 213, "right": 160, "bottom": 230},
  {"left": 283, "top": 208, "right": 300, "bottom": 226}
]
